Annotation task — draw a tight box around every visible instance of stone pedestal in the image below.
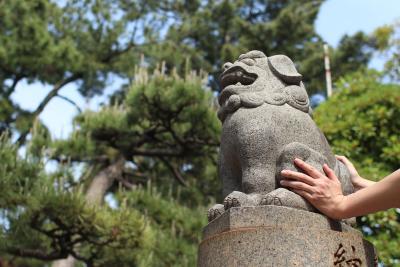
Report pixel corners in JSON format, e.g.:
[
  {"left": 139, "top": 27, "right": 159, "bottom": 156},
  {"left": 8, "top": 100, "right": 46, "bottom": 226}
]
[{"left": 198, "top": 206, "right": 377, "bottom": 267}]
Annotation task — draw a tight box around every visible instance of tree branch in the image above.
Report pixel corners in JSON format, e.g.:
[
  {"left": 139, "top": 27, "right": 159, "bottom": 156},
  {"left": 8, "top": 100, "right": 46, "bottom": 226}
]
[
  {"left": 5, "top": 75, "right": 23, "bottom": 97},
  {"left": 6, "top": 247, "right": 68, "bottom": 261},
  {"left": 56, "top": 94, "right": 82, "bottom": 113},
  {"left": 115, "top": 176, "right": 137, "bottom": 190},
  {"left": 31, "top": 75, "right": 81, "bottom": 118},
  {"left": 102, "top": 43, "right": 136, "bottom": 63},
  {"left": 160, "top": 157, "right": 187, "bottom": 186},
  {"left": 129, "top": 148, "right": 184, "bottom": 158},
  {"left": 51, "top": 155, "right": 109, "bottom": 164},
  {"left": 16, "top": 74, "right": 82, "bottom": 145}
]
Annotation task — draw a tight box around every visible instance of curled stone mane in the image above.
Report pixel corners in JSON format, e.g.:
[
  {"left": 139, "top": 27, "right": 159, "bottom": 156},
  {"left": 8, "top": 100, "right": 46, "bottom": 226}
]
[
  {"left": 217, "top": 82, "right": 311, "bottom": 122},
  {"left": 217, "top": 52, "right": 312, "bottom": 123}
]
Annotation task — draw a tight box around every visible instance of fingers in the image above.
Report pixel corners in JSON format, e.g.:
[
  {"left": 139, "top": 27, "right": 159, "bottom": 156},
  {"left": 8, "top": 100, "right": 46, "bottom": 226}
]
[
  {"left": 292, "top": 189, "right": 313, "bottom": 201},
  {"left": 294, "top": 158, "right": 322, "bottom": 178},
  {"left": 281, "top": 169, "right": 316, "bottom": 185},
  {"left": 323, "top": 164, "right": 338, "bottom": 181},
  {"left": 280, "top": 179, "right": 314, "bottom": 194},
  {"left": 335, "top": 155, "right": 345, "bottom": 161},
  {"left": 336, "top": 155, "right": 354, "bottom": 168},
  {"left": 335, "top": 155, "right": 359, "bottom": 176}
]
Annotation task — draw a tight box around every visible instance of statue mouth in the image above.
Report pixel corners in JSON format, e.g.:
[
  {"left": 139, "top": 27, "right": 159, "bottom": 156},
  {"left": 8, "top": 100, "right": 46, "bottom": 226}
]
[
  {"left": 218, "top": 66, "right": 258, "bottom": 106},
  {"left": 220, "top": 66, "right": 258, "bottom": 90}
]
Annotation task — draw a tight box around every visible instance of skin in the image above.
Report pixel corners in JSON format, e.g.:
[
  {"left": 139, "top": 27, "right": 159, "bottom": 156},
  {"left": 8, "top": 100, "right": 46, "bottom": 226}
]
[{"left": 280, "top": 156, "right": 400, "bottom": 220}]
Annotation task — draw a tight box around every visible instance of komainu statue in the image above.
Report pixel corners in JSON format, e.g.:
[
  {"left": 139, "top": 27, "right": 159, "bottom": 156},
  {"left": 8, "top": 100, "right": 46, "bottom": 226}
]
[{"left": 208, "top": 50, "right": 354, "bottom": 222}]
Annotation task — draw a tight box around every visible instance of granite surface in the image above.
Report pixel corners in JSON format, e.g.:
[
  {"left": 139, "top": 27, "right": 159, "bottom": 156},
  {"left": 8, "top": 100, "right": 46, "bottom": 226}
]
[
  {"left": 199, "top": 206, "right": 377, "bottom": 267},
  {"left": 208, "top": 51, "right": 354, "bottom": 222},
  {"left": 201, "top": 51, "right": 377, "bottom": 266}
]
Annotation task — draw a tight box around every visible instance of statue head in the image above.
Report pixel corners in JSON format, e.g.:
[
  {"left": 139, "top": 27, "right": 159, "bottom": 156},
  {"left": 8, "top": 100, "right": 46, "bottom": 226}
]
[{"left": 218, "top": 50, "right": 311, "bottom": 122}]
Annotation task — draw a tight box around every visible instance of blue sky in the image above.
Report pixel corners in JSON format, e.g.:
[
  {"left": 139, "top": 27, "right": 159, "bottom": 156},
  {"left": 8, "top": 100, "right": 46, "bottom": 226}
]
[
  {"left": 11, "top": 0, "right": 400, "bottom": 139},
  {"left": 316, "top": 0, "right": 399, "bottom": 47}
]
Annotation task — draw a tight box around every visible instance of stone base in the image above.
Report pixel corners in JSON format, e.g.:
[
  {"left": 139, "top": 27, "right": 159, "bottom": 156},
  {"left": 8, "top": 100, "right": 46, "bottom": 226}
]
[{"left": 198, "top": 206, "right": 377, "bottom": 267}]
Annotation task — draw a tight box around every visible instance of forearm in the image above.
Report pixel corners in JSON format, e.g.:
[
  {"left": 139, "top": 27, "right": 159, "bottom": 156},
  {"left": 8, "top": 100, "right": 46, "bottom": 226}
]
[
  {"left": 338, "top": 169, "right": 400, "bottom": 219},
  {"left": 353, "top": 176, "right": 376, "bottom": 191}
]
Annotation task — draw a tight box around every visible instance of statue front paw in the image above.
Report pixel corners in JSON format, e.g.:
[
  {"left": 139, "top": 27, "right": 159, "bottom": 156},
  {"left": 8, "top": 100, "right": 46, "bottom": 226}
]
[
  {"left": 223, "top": 191, "right": 259, "bottom": 210},
  {"left": 207, "top": 204, "right": 225, "bottom": 222}
]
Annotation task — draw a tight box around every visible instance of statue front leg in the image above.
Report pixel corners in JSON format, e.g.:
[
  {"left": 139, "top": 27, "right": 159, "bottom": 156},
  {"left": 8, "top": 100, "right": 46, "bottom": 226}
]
[
  {"left": 223, "top": 191, "right": 262, "bottom": 210},
  {"left": 222, "top": 163, "right": 277, "bottom": 210},
  {"left": 207, "top": 204, "right": 225, "bottom": 222},
  {"left": 207, "top": 150, "right": 242, "bottom": 222}
]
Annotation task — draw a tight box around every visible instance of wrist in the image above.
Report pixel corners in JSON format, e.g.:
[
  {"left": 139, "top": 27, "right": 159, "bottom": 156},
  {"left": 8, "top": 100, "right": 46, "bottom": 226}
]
[
  {"left": 353, "top": 176, "right": 367, "bottom": 191},
  {"left": 332, "top": 195, "right": 349, "bottom": 220},
  {"left": 353, "top": 176, "right": 376, "bottom": 191}
]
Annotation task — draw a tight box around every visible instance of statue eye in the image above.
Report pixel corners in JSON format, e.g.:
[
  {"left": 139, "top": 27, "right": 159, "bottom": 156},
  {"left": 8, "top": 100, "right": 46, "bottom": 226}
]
[{"left": 241, "top": 58, "right": 255, "bottom": 66}]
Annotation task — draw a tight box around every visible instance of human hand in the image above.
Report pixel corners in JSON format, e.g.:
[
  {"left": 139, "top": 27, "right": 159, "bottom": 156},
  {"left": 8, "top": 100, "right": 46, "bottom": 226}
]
[
  {"left": 280, "top": 158, "right": 347, "bottom": 220},
  {"left": 336, "top": 155, "right": 374, "bottom": 191}
]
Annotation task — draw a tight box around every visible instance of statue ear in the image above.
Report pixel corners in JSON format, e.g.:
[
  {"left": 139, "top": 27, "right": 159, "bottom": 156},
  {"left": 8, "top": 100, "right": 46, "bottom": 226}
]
[{"left": 268, "top": 55, "right": 302, "bottom": 84}]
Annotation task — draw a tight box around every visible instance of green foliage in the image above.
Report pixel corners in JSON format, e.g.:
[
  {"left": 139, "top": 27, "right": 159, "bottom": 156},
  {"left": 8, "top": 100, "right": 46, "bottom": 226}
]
[
  {"left": 0, "top": 0, "right": 61, "bottom": 82},
  {"left": 124, "top": 72, "right": 221, "bottom": 205},
  {"left": 373, "top": 23, "right": 400, "bottom": 82},
  {"left": 122, "top": 185, "right": 207, "bottom": 266},
  {"left": 372, "top": 25, "right": 394, "bottom": 51},
  {"left": 331, "top": 32, "right": 374, "bottom": 82},
  {"left": 27, "top": 120, "right": 52, "bottom": 158},
  {"left": 0, "top": 0, "right": 167, "bottom": 140},
  {"left": 0, "top": 135, "right": 43, "bottom": 207},
  {"left": 315, "top": 71, "right": 400, "bottom": 172},
  {"left": 125, "top": 72, "right": 220, "bottom": 157},
  {"left": 0, "top": 133, "right": 210, "bottom": 266},
  {"left": 314, "top": 71, "right": 400, "bottom": 265},
  {"left": 0, "top": 0, "right": 387, "bottom": 266},
  {"left": 0, "top": 136, "right": 156, "bottom": 266},
  {"left": 0, "top": 0, "right": 162, "bottom": 93},
  {"left": 360, "top": 209, "right": 400, "bottom": 266},
  {"left": 149, "top": 0, "right": 375, "bottom": 93},
  {"left": 4, "top": 69, "right": 220, "bottom": 265},
  {"left": 51, "top": 69, "right": 221, "bottom": 203}
]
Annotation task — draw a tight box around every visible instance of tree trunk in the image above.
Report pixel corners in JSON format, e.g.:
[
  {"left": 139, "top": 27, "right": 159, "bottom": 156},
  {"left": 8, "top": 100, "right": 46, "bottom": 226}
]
[
  {"left": 85, "top": 157, "right": 125, "bottom": 205},
  {"left": 52, "top": 157, "right": 125, "bottom": 267}
]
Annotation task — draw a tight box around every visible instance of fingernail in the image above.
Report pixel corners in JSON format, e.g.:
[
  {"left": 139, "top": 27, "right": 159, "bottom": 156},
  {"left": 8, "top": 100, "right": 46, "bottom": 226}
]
[
  {"left": 281, "top": 170, "right": 287, "bottom": 174},
  {"left": 294, "top": 158, "right": 301, "bottom": 163},
  {"left": 280, "top": 180, "right": 286, "bottom": 185}
]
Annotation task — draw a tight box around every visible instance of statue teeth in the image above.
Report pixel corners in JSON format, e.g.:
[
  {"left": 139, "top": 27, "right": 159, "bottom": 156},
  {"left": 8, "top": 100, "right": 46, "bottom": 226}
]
[{"left": 236, "top": 82, "right": 242, "bottom": 85}]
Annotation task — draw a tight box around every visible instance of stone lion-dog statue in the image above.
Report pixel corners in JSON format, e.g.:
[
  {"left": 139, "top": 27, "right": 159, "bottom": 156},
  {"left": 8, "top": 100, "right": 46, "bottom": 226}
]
[{"left": 208, "top": 50, "right": 354, "bottom": 222}]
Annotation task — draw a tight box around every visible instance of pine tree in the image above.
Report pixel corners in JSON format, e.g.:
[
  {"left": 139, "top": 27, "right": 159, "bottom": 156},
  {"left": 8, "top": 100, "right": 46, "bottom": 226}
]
[
  {"left": 0, "top": 1, "right": 383, "bottom": 266},
  {"left": 146, "top": 0, "right": 375, "bottom": 94},
  {"left": 0, "top": 0, "right": 168, "bottom": 143}
]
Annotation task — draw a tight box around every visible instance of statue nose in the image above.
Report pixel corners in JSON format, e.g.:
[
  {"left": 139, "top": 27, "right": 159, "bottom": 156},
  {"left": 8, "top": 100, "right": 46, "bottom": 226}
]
[{"left": 222, "top": 62, "right": 233, "bottom": 71}]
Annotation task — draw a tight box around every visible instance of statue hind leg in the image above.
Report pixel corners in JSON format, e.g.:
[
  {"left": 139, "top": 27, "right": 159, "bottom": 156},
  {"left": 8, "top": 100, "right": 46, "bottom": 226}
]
[
  {"left": 261, "top": 142, "right": 331, "bottom": 212},
  {"left": 261, "top": 142, "right": 355, "bottom": 224}
]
